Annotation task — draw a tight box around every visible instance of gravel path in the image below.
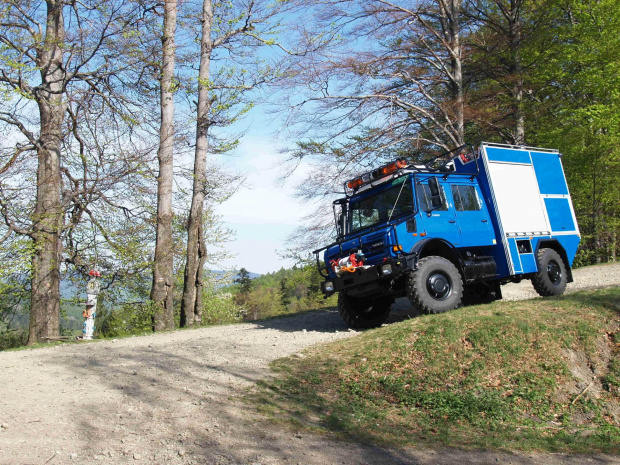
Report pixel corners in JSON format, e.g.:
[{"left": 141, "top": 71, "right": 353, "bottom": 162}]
[
  {"left": 1, "top": 263, "right": 619, "bottom": 465},
  {"left": 500, "top": 261, "right": 620, "bottom": 301}
]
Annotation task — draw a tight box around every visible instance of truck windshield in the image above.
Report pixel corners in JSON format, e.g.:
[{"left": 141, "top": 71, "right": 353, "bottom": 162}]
[{"left": 349, "top": 177, "right": 413, "bottom": 233}]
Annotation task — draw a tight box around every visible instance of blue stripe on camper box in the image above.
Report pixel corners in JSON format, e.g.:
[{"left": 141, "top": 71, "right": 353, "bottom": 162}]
[
  {"left": 530, "top": 151, "right": 569, "bottom": 195},
  {"left": 544, "top": 198, "right": 576, "bottom": 232},
  {"left": 486, "top": 147, "right": 531, "bottom": 164},
  {"left": 556, "top": 235, "right": 581, "bottom": 267},
  {"left": 519, "top": 253, "right": 537, "bottom": 273},
  {"left": 507, "top": 238, "right": 522, "bottom": 273}
]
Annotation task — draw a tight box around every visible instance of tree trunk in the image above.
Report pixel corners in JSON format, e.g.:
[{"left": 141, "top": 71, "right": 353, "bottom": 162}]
[
  {"left": 28, "top": 0, "right": 66, "bottom": 345},
  {"left": 449, "top": 0, "right": 465, "bottom": 146},
  {"left": 180, "top": 0, "right": 212, "bottom": 327},
  {"left": 151, "top": 0, "right": 178, "bottom": 332},
  {"left": 509, "top": 4, "right": 525, "bottom": 145},
  {"left": 438, "top": 0, "right": 465, "bottom": 146},
  {"left": 193, "top": 223, "right": 207, "bottom": 324}
]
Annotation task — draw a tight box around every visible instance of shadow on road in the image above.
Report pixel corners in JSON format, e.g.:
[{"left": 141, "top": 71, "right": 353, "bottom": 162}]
[
  {"left": 250, "top": 297, "right": 424, "bottom": 334},
  {"left": 51, "top": 331, "right": 433, "bottom": 464},
  {"left": 250, "top": 308, "right": 348, "bottom": 333}
]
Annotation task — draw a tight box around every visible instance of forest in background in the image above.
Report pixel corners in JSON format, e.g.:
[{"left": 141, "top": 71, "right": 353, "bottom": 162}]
[
  {"left": 0, "top": 0, "right": 618, "bottom": 348},
  {"left": 0, "top": 262, "right": 333, "bottom": 348}
]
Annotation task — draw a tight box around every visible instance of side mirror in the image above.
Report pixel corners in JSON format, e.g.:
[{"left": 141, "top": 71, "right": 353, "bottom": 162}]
[
  {"left": 338, "top": 213, "right": 346, "bottom": 238},
  {"left": 333, "top": 199, "right": 348, "bottom": 239},
  {"left": 428, "top": 177, "right": 444, "bottom": 209}
]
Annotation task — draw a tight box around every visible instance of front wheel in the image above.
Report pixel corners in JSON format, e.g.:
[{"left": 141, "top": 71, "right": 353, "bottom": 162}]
[
  {"left": 337, "top": 293, "right": 392, "bottom": 329},
  {"left": 532, "top": 248, "right": 567, "bottom": 296},
  {"left": 408, "top": 256, "right": 463, "bottom": 314}
]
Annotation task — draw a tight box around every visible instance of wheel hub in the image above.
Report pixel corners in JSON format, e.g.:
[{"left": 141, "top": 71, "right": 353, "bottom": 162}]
[
  {"left": 427, "top": 272, "right": 452, "bottom": 300},
  {"left": 547, "top": 260, "right": 562, "bottom": 285}
]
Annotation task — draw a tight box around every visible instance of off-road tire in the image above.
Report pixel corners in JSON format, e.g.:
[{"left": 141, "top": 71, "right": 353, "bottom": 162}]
[
  {"left": 407, "top": 256, "right": 463, "bottom": 314},
  {"left": 532, "top": 248, "right": 567, "bottom": 296},
  {"left": 337, "top": 293, "right": 392, "bottom": 329}
]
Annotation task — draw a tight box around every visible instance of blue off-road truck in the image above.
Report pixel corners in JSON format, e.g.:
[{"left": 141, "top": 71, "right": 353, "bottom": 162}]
[{"left": 314, "top": 143, "right": 581, "bottom": 329}]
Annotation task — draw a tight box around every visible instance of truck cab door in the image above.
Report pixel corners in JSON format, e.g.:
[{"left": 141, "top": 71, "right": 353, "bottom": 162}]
[
  {"left": 449, "top": 182, "right": 496, "bottom": 247},
  {"left": 415, "top": 180, "right": 461, "bottom": 246}
]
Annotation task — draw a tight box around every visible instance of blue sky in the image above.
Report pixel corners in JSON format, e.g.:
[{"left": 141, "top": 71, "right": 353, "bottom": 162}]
[{"left": 212, "top": 133, "right": 314, "bottom": 275}]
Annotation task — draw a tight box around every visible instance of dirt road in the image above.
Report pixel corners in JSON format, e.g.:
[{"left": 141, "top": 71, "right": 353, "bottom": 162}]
[{"left": 1, "top": 264, "right": 619, "bottom": 465}]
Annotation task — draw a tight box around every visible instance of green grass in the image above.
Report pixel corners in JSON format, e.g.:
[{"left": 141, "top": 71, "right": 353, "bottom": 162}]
[{"left": 253, "top": 288, "right": 620, "bottom": 453}]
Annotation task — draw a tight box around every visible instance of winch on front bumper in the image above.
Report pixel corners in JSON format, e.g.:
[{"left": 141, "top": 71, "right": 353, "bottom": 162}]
[{"left": 320, "top": 258, "right": 409, "bottom": 297}]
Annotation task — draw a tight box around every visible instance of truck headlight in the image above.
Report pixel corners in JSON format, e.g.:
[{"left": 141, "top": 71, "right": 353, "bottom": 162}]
[
  {"left": 381, "top": 264, "right": 392, "bottom": 275},
  {"left": 324, "top": 281, "right": 334, "bottom": 292}
]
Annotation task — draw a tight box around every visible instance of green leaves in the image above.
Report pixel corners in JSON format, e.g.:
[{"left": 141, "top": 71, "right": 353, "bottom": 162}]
[{"left": 526, "top": 0, "right": 620, "bottom": 264}]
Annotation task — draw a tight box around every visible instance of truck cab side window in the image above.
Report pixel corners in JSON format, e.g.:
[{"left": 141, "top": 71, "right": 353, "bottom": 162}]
[
  {"left": 416, "top": 183, "right": 448, "bottom": 212},
  {"left": 451, "top": 185, "right": 481, "bottom": 211}
]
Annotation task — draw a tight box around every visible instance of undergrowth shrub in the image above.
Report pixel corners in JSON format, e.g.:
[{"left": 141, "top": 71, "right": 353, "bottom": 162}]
[
  {"left": 202, "top": 290, "right": 245, "bottom": 325},
  {"left": 0, "top": 328, "right": 28, "bottom": 350},
  {"left": 97, "top": 301, "right": 156, "bottom": 338}
]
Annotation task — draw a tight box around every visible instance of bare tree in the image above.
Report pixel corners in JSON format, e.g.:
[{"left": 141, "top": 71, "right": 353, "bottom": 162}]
[
  {"left": 60, "top": 89, "right": 158, "bottom": 293},
  {"left": 179, "top": 0, "right": 297, "bottom": 327},
  {"left": 279, "top": 0, "right": 469, "bottom": 198},
  {"left": 28, "top": 0, "right": 66, "bottom": 344},
  {"left": 179, "top": 0, "right": 213, "bottom": 328},
  {"left": 151, "top": 0, "right": 178, "bottom": 331},
  {"left": 269, "top": 0, "right": 469, "bottom": 249},
  {"left": 0, "top": 0, "right": 152, "bottom": 343}
]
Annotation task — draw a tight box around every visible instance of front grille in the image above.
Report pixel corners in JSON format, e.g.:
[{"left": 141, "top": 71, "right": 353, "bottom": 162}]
[
  {"left": 324, "top": 228, "right": 393, "bottom": 269},
  {"left": 360, "top": 230, "right": 390, "bottom": 264}
]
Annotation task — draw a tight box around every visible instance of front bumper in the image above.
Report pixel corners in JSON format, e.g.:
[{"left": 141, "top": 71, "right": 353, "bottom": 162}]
[{"left": 321, "top": 258, "right": 408, "bottom": 297}]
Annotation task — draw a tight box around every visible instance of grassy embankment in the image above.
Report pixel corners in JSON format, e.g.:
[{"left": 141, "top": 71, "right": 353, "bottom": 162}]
[{"left": 255, "top": 288, "right": 620, "bottom": 453}]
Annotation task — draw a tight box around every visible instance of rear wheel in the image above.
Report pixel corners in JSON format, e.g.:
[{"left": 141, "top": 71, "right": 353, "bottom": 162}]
[
  {"left": 337, "top": 293, "right": 392, "bottom": 329},
  {"left": 532, "top": 248, "right": 567, "bottom": 296},
  {"left": 408, "top": 256, "right": 463, "bottom": 314}
]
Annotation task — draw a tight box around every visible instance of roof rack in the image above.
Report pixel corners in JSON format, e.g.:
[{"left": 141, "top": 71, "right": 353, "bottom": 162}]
[
  {"left": 344, "top": 144, "right": 479, "bottom": 196},
  {"left": 481, "top": 141, "right": 559, "bottom": 153}
]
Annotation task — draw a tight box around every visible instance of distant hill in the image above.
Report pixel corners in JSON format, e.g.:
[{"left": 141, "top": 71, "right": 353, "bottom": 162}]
[
  {"left": 60, "top": 269, "right": 261, "bottom": 298},
  {"left": 208, "top": 270, "right": 261, "bottom": 281}
]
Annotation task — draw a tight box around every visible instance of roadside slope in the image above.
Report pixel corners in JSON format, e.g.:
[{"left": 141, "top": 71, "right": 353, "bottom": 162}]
[
  {"left": 261, "top": 288, "right": 620, "bottom": 454},
  {"left": 0, "top": 263, "right": 618, "bottom": 465}
]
